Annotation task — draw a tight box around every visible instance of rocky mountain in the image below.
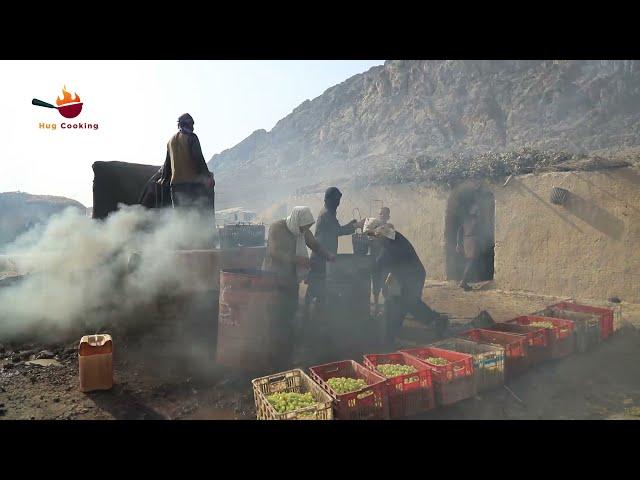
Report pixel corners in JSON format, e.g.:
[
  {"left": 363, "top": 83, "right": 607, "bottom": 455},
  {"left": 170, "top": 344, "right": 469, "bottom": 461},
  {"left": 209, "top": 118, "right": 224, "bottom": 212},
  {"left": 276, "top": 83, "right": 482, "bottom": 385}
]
[
  {"left": 0, "top": 192, "right": 86, "bottom": 248},
  {"left": 209, "top": 60, "right": 640, "bottom": 206}
]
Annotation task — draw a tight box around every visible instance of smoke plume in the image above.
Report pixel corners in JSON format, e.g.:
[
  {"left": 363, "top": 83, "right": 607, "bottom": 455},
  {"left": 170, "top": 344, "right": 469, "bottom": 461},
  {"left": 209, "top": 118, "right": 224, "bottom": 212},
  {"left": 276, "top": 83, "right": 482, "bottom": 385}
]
[{"left": 0, "top": 205, "right": 216, "bottom": 343}]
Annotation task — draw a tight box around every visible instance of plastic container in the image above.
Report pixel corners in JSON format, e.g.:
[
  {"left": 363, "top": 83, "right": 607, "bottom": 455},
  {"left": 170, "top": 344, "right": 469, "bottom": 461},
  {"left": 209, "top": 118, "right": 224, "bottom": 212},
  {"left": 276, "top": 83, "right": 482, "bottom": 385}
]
[
  {"left": 363, "top": 352, "right": 435, "bottom": 418},
  {"left": 535, "top": 306, "right": 600, "bottom": 353},
  {"left": 399, "top": 346, "right": 475, "bottom": 406},
  {"left": 457, "top": 329, "right": 529, "bottom": 380},
  {"left": 309, "top": 360, "right": 388, "bottom": 420},
  {"left": 429, "top": 338, "right": 505, "bottom": 393},
  {"left": 550, "top": 302, "right": 614, "bottom": 340},
  {"left": 252, "top": 369, "right": 334, "bottom": 420},
  {"left": 508, "top": 315, "right": 575, "bottom": 359},
  {"left": 78, "top": 334, "right": 113, "bottom": 393},
  {"left": 487, "top": 322, "right": 551, "bottom": 365}
]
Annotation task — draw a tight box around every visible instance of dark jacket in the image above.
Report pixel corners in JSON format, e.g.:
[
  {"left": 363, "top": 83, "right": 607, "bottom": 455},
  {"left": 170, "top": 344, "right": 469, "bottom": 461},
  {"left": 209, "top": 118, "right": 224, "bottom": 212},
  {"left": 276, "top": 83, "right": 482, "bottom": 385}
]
[
  {"left": 376, "top": 231, "right": 426, "bottom": 299},
  {"left": 309, "top": 207, "right": 355, "bottom": 276}
]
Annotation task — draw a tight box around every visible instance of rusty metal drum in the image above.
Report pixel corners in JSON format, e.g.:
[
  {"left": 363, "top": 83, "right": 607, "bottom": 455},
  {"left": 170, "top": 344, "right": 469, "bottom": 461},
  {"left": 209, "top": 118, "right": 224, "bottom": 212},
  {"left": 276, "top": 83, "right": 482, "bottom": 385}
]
[{"left": 216, "top": 268, "right": 293, "bottom": 372}]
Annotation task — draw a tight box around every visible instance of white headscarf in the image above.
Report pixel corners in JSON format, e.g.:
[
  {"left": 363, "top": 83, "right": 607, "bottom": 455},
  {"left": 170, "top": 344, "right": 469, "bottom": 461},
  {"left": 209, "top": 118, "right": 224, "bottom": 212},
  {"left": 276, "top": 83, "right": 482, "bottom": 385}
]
[
  {"left": 363, "top": 217, "right": 396, "bottom": 240},
  {"left": 286, "top": 206, "right": 315, "bottom": 258}
]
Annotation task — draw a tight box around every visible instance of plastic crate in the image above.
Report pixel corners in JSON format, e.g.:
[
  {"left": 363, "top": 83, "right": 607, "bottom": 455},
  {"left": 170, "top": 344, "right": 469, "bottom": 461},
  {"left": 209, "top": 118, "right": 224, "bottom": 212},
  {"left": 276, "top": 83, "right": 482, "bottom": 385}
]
[
  {"left": 487, "top": 322, "right": 551, "bottom": 365},
  {"left": 363, "top": 352, "right": 435, "bottom": 418},
  {"left": 508, "top": 315, "right": 575, "bottom": 359},
  {"left": 551, "top": 302, "right": 614, "bottom": 340},
  {"left": 535, "top": 306, "right": 600, "bottom": 353},
  {"left": 219, "top": 223, "right": 265, "bottom": 249},
  {"left": 457, "top": 329, "right": 530, "bottom": 380},
  {"left": 429, "top": 338, "right": 505, "bottom": 393},
  {"left": 399, "top": 347, "right": 475, "bottom": 406},
  {"left": 252, "top": 369, "right": 334, "bottom": 420},
  {"left": 309, "top": 360, "right": 389, "bottom": 420}
]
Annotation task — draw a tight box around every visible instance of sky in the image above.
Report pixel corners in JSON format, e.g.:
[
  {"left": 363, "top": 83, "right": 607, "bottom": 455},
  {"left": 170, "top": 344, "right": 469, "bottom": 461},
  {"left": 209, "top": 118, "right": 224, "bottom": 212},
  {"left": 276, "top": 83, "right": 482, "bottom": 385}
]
[{"left": 0, "top": 60, "right": 383, "bottom": 207}]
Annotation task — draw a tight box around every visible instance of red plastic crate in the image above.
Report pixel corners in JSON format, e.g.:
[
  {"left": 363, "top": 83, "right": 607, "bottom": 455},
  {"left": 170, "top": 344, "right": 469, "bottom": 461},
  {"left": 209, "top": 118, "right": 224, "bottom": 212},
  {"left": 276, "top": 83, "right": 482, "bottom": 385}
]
[
  {"left": 363, "top": 352, "right": 436, "bottom": 419},
  {"left": 457, "top": 329, "right": 530, "bottom": 380},
  {"left": 508, "top": 315, "right": 575, "bottom": 359},
  {"left": 309, "top": 360, "right": 388, "bottom": 420},
  {"left": 552, "top": 302, "right": 614, "bottom": 340},
  {"left": 399, "top": 347, "right": 475, "bottom": 406},
  {"left": 488, "top": 321, "right": 550, "bottom": 364},
  {"left": 536, "top": 305, "right": 600, "bottom": 353},
  {"left": 398, "top": 347, "right": 474, "bottom": 383}
]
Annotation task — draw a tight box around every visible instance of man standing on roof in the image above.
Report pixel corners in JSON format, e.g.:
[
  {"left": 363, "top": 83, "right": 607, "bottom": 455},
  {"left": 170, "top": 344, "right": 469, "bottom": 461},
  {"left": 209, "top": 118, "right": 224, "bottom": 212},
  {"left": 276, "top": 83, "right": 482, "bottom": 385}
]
[{"left": 158, "top": 113, "right": 215, "bottom": 213}]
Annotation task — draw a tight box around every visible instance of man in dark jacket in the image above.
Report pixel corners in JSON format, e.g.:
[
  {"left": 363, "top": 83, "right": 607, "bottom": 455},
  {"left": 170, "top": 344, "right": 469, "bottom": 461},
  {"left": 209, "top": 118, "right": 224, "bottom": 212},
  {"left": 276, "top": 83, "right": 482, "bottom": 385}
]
[
  {"left": 304, "top": 187, "right": 362, "bottom": 308},
  {"left": 158, "top": 113, "right": 214, "bottom": 213},
  {"left": 365, "top": 219, "right": 448, "bottom": 345}
]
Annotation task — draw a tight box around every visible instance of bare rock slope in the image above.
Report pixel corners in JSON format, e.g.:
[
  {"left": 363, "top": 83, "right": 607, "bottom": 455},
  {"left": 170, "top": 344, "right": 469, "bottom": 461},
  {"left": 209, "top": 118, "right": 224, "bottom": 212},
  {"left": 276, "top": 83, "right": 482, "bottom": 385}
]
[{"left": 209, "top": 60, "right": 640, "bottom": 205}]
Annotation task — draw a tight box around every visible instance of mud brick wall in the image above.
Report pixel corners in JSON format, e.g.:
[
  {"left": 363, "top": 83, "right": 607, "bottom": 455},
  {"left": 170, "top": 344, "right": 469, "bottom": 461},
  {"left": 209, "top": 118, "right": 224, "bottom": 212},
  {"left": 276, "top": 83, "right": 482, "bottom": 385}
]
[{"left": 289, "top": 167, "right": 640, "bottom": 304}]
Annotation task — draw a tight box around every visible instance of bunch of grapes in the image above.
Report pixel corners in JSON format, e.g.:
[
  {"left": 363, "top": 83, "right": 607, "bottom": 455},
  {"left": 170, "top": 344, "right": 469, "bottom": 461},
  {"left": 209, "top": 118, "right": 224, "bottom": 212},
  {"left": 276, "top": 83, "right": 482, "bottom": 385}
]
[
  {"left": 267, "top": 392, "right": 316, "bottom": 414},
  {"left": 376, "top": 363, "right": 418, "bottom": 378},
  {"left": 326, "top": 377, "right": 368, "bottom": 394},
  {"left": 529, "top": 321, "right": 555, "bottom": 329},
  {"left": 425, "top": 357, "right": 450, "bottom": 366}
]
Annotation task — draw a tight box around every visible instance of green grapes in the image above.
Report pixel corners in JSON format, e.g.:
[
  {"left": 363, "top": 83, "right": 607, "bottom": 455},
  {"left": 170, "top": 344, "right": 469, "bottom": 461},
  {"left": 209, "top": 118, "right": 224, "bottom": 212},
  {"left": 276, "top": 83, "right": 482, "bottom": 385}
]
[
  {"left": 267, "top": 392, "right": 316, "bottom": 414},
  {"left": 529, "top": 321, "right": 554, "bottom": 329},
  {"left": 326, "top": 377, "right": 368, "bottom": 394},
  {"left": 425, "top": 357, "right": 450, "bottom": 366},
  {"left": 376, "top": 363, "right": 417, "bottom": 378}
]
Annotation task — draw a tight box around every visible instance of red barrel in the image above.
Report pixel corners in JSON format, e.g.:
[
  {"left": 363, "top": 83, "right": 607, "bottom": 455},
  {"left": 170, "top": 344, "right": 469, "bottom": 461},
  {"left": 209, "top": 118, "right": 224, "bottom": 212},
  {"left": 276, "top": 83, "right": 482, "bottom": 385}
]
[{"left": 216, "top": 268, "right": 291, "bottom": 372}]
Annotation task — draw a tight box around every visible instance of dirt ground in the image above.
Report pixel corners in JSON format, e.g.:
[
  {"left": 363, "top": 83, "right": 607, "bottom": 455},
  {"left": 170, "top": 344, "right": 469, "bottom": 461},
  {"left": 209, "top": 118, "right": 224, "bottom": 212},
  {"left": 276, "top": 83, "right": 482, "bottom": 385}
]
[{"left": 1, "top": 281, "right": 639, "bottom": 420}]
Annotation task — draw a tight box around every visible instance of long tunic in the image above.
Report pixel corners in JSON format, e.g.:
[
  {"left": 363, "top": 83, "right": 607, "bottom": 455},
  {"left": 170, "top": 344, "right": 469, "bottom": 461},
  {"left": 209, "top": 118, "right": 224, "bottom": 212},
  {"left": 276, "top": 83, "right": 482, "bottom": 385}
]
[
  {"left": 309, "top": 207, "right": 356, "bottom": 277},
  {"left": 264, "top": 219, "right": 323, "bottom": 286},
  {"left": 457, "top": 215, "right": 481, "bottom": 260}
]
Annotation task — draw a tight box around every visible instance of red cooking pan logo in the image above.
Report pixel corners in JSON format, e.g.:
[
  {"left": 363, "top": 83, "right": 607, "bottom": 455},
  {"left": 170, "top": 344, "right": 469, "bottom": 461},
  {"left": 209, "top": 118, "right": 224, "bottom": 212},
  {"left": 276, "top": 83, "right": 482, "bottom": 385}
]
[{"left": 32, "top": 86, "right": 83, "bottom": 119}]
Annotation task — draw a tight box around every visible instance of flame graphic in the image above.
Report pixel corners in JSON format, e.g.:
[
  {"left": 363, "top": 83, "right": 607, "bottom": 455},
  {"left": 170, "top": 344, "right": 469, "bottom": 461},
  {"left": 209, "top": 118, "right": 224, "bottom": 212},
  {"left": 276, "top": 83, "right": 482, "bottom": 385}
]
[{"left": 56, "top": 85, "right": 81, "bottom": 106}]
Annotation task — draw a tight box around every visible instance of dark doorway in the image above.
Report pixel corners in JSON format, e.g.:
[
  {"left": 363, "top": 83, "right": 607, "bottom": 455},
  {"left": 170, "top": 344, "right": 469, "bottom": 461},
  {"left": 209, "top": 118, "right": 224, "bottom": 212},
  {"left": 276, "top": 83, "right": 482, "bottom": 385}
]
[{"left": 445, "top": 185, "right": 495, "bottom": 282}]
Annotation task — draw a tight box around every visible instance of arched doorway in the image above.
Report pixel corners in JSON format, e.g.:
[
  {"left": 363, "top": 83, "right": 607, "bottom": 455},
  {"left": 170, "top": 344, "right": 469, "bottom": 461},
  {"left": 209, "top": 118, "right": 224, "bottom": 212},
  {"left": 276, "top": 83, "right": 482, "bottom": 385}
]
[{"left": 445, "top": 184, "right": 495, "bottom": 282}]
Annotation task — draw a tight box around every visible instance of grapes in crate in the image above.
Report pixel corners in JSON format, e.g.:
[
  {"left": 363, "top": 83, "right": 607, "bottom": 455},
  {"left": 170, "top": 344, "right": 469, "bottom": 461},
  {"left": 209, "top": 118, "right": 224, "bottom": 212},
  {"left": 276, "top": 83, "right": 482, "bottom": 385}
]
[
  {"left": 327, "top": 377, "right": 368, "bottom": 394},
  {"left": 528, "top": 321, "right": 554, "bottom": 329},
  {"left": 267, "top": 392, "right": 317, "bottom": 414},
  {"left": 425, "top": 357, "right": 450, "bottom": 366},
  {"left": 376, "top": 363, "right": 417, "bottom": 378}
]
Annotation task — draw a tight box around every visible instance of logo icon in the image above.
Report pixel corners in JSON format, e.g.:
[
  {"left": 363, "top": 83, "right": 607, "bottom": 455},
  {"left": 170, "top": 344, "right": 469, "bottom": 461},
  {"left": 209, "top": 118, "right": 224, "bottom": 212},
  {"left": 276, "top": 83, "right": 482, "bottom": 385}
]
[{"left": 32, "top": 86, "right": 83, "bottom": 119}]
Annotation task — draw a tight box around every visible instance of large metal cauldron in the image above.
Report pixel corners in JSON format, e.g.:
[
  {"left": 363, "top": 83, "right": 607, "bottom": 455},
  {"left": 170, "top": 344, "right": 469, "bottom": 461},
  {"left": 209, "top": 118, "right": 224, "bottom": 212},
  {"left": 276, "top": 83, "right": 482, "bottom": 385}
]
[
  {"left": 321, "top": 254, "right": 382, "bottom": 355},
  {"left": 216, "top": 268, "right": 292, "bottom": 372}
]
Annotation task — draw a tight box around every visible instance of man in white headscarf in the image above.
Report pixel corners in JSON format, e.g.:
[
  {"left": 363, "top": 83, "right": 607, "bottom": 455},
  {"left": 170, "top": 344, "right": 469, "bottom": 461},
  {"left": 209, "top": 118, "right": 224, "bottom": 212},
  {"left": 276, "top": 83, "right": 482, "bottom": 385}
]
[
  {"left": 264, "top": 207, "right": 335, "bottom": 367},
  {"left": 364, "top": 218, "right": 448, "bottom": 345}
]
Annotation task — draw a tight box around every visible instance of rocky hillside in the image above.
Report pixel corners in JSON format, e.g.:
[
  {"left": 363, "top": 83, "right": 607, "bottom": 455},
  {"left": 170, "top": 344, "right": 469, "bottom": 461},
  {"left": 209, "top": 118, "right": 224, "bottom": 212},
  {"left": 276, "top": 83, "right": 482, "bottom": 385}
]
[
  {"left": 0, "top": 192, "right": 86, "bottom": 248},
  {"left": 209, "top": 60, "right": 640, "bottom": 204}
]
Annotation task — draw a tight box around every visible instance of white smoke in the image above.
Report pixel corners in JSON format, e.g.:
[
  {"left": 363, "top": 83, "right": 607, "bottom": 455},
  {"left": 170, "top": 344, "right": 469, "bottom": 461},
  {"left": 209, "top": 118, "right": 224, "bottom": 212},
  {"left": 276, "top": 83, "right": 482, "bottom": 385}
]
[{"left": 0, "top": 205, "right": 216, "bottom": 343}]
